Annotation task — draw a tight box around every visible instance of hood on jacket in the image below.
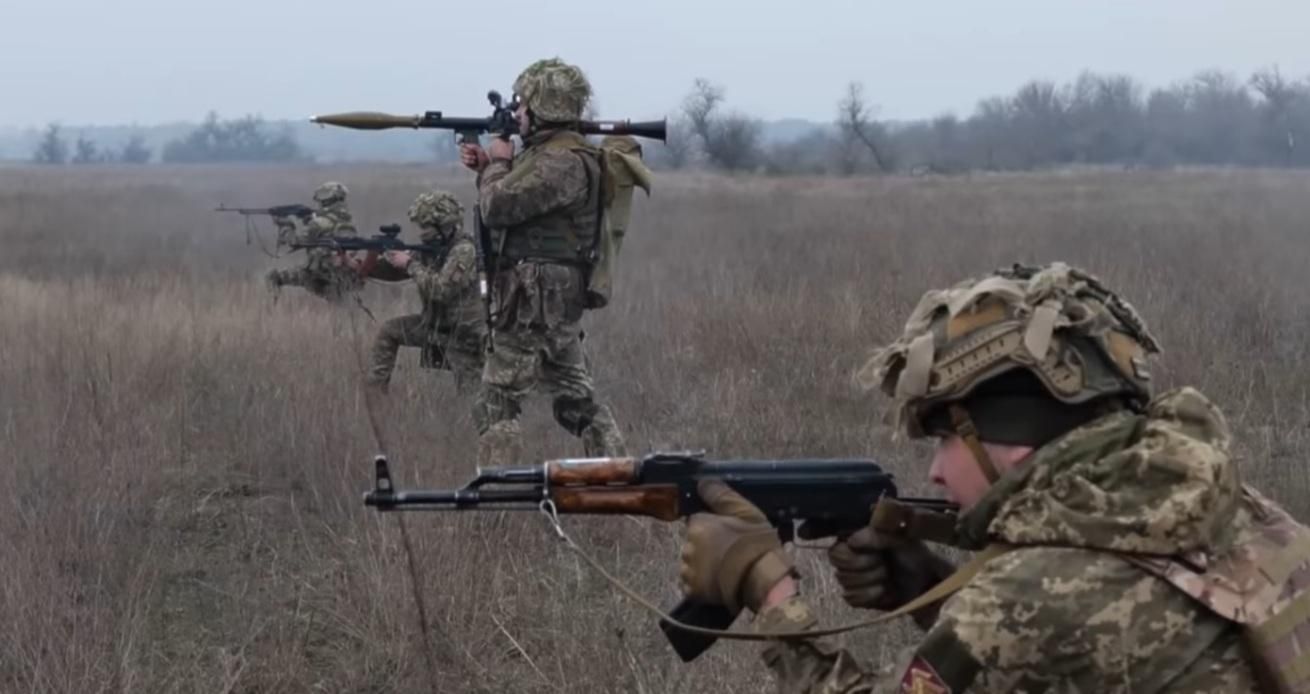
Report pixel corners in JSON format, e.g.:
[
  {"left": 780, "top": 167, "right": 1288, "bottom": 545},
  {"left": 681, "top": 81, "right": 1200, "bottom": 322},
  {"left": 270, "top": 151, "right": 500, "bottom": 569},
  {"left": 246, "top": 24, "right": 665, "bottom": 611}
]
[{"left": 956, "top": 387, "right": 1241, "bottom": 557}]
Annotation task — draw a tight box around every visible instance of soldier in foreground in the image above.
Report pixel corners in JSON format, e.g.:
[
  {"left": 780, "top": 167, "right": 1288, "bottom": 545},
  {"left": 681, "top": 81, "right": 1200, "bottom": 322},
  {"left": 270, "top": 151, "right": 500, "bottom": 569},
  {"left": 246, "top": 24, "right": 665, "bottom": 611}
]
[
  {"left": 266, "top": 181, "right": 364, "bottom": 301},
  {"left": 365, "top": 191, "right": 484, "bottom": 393},
  {"left": 459, "top": 58, "right": 625, "bottom": 466},
  {"left": 676, "top": 262, "right": 1310, "bottom": 692}
]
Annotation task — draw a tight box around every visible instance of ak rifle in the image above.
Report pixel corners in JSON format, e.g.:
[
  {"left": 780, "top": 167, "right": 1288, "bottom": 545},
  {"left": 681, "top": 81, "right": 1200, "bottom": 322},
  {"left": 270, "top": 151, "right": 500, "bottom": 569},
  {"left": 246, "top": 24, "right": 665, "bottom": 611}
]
[
  {"left": 363, "top": 451, "right": 957, "bottom": 662},
  {"left": 214, "top": 203, "right": 314, "bottom": 221},
  {"left": 290, "top": 224, "right": 439, "bottom": 280}
]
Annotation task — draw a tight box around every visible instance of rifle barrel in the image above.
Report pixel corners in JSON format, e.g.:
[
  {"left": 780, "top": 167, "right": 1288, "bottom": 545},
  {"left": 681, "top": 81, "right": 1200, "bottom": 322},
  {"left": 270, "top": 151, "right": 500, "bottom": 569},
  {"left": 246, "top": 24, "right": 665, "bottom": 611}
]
[{"left": 365, "top": 487, "right": 545, "bottom": 509}]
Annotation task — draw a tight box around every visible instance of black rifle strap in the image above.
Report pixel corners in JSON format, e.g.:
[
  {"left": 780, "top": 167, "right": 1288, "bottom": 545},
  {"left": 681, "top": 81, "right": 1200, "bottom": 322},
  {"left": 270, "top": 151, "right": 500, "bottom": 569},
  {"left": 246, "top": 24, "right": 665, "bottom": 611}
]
[
  {"left": 590, "top": 148, "right": 606, "bottom": 264},
  {"left": 246, "top": 215, "right": 287, "bottom": 259},
  {"left": 475, "top": 205, "right": 499, "bottom": 353}
]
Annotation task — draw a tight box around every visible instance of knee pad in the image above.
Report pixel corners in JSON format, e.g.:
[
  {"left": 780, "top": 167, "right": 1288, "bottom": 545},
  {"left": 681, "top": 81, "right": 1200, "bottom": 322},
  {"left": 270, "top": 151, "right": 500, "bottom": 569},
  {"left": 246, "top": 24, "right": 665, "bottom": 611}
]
[{"left": 552, "top": 396, "right": 601, "bottom": 437}]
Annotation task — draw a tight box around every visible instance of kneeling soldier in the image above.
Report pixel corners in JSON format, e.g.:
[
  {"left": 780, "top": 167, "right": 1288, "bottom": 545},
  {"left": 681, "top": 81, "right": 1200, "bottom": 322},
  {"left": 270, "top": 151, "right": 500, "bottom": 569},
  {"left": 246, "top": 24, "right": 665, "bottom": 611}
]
[{"left": 366, "top": 191, "right": 485, "bottom": 393}]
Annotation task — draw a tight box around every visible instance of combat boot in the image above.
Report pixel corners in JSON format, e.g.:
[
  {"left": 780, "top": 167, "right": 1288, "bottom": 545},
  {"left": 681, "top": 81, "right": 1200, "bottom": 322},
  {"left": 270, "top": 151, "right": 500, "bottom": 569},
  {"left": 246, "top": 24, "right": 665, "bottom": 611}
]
[{"left": 581, "top": 406, "right": 626, "bottom": 457}]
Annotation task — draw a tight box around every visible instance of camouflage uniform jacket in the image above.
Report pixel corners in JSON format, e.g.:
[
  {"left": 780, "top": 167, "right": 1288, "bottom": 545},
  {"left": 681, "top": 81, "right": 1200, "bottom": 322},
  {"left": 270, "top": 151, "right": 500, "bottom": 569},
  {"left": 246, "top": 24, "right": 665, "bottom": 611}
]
[
  {"left": 478, "top": 128, "right": 601, "bottom": 271},
  {"left": 301, "top": 202, "right": 358, "bottom": 272},
  {"left": 410, "top": 234, "right": 483, "bottom": 339},
  {"left": 757, "top": 387, "right": 1262, "bottom": 693}
]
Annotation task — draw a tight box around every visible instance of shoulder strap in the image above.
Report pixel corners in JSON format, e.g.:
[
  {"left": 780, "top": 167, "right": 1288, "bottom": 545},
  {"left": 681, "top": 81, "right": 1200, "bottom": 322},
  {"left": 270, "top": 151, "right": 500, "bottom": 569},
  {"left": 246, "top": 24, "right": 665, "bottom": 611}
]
[{"left": 590, "top": 149, "right": 608, "bottom": 263}]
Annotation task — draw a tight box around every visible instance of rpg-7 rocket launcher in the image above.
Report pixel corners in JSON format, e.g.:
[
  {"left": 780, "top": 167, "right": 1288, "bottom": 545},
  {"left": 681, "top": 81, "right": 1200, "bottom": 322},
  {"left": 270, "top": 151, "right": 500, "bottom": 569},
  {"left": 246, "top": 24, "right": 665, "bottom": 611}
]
[{"left": 311, "top": 90, "right": 667, "bottom": 144}]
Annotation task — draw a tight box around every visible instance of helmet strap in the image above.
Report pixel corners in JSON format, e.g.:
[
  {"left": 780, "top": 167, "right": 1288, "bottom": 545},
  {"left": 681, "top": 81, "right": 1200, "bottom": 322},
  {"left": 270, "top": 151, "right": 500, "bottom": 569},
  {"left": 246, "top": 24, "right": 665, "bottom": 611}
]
[
  {"left": 950, "top": 404, "right": 1001, "bottom": 483},
  {"left": 421, "top": 225, "right": 453, "bottom": 245}
]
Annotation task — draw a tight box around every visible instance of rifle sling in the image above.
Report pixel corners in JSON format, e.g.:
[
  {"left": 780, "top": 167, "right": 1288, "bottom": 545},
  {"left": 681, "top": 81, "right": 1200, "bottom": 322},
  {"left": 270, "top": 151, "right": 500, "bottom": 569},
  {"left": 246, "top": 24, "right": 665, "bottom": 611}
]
[{"left": 539, "top": 502, "right": 1013, "bottom": 642}]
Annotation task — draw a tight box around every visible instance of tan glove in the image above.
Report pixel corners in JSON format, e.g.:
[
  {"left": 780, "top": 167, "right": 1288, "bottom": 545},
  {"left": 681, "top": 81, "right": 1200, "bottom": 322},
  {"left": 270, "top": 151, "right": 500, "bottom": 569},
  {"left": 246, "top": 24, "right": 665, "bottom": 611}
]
[
  {"left": 679, "top": 479, "right": 796, "bottom": 613},
  {"left": 828, "top": 526, "right": 955, "bottom": 628}
]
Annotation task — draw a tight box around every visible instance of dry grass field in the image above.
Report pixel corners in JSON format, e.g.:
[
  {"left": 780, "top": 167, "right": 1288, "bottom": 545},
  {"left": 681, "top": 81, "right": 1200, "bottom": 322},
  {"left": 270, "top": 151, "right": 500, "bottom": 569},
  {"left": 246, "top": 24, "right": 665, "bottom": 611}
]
[{"left": 2, "top": 163, "right": 1309, "bottom": 693}]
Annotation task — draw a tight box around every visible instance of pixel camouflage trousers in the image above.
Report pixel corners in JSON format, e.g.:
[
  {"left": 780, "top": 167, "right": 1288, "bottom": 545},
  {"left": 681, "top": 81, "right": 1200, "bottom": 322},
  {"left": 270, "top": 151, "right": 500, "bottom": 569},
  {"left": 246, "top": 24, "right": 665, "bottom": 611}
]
[
  {"left": 475, "top": 324, "right": 625, "bottom": 468},
  {"left": 367, "top": 314, "right": 483, "bottom": 392}
]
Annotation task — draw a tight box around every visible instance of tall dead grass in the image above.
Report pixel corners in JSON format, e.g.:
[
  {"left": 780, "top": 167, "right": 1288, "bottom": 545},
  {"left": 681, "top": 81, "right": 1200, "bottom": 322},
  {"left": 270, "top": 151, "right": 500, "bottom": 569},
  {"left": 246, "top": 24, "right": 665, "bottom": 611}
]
[{"left": 2, "top": 165, "right": 1309, "bottom": 692}]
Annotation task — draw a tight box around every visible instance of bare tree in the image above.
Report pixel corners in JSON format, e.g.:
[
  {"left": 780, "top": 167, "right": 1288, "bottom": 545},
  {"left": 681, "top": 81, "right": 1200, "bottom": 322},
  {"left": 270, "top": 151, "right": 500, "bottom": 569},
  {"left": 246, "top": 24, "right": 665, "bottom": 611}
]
[
  {"left": 703, "top": 112, "right": 762, "bottom": 172},
  {"left": 1065, "top": 72, "right": 1145, "bottom": 163},
  {"left": 162, "top": 112, "right": 305, "bottom": 163},
  {"left": 119, "top": 135, "right": 152, "bottom": 164},
  {"left": 1009, "top": 80, "right": 1067, "bottom": 166},
  {"left": 1251, "top": 66, "right": 1297, "bottom": 113},
  {"left": 72, "top": 136, "right": 100, "bottom": 164},
  {"left": 1251, "top": 66, "right": 1300, "bottom": 163},
  {"left": 836, "top": 82, "right": 887, "bottom": 173},
  {"left": 1183, "top": 70, "right": 1255, "bottom": 163},
  {"left": 32, "top": 123, "right": 68, "bottom": 165},
  {"left": 681, "top": 78, "right": 724, "bottom": 151},
  {"left": 660, "top": 118, "right": 694, "bottom": 170},
  {"left": 677, "top": 79, "right": 761, "bottom": 171}
]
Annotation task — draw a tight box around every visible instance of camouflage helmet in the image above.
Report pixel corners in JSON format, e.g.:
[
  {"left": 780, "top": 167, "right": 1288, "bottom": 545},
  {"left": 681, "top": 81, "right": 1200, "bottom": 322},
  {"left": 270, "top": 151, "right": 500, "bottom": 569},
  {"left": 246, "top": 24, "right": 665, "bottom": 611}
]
[
  {"left": 513, "top": 58, "right": 592, "bottom": 123},
  {"left": 858, "top": 262, "right": 1162, "bottom": 442},
  {"left": 313, "top": 181, "right": 348, "bottom": 205},
  {"left": 407, "top": 191, "right": 464, "bottom": 236}
]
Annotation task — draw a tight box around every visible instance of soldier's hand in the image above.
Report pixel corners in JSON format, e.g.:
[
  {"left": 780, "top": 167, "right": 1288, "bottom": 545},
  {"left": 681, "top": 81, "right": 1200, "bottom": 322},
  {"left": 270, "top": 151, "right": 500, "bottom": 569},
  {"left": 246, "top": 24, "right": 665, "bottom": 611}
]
[
  {"left": 679, "top": 480, "right": 796, "bottom": 614},
  {"left": 828, "top": 526, "right": 954, "bottom": 625},
  {"left": 487, "top": 137, "right": 515, "bottom": 163},
  {"left": 385, "top": 251, "right": 411, "bottom": 269},
  {"left": 331, "top": 253, "right": 361, "bottom": 271},
  {"left": 460, "top": 143, "right": 489, "bottom": 172}
]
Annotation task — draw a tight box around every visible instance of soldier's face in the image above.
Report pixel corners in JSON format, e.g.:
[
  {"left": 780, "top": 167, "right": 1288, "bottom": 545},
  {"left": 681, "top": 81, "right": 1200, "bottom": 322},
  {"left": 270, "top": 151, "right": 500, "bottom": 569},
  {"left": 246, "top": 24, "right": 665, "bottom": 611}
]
[
  {"left": 929, "top": 435, "right": 1033, "bottom": 508},
  {"left": 516, "top": 103, "right": 530, "bottom": 133}
]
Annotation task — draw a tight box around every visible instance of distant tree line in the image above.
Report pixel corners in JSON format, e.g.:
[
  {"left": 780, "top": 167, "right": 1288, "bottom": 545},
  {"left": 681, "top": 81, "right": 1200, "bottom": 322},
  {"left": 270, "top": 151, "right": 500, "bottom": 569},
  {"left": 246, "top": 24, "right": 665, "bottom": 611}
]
[
  {"left": 159, "top": 112, "right": 304, "bottom": 163},
  {"left": 651, "top": 66, "right": 1310, "bottom": 175},
  {"left": 32, "top": 112, "right": 304, "bottom": 165},
  {"left": 29, "top": 67, "right": 1310, "bottom": 173},
  {"left": 32, "top": 124, "right": 152, "bottom": 164}
]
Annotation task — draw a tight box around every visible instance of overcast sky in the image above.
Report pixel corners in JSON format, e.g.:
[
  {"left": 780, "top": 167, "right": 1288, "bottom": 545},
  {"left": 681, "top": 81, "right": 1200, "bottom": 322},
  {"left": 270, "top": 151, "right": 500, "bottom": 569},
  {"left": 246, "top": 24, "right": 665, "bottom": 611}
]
[{"left": 3, "top": 0, "right": 1309, "bottom": 128}]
